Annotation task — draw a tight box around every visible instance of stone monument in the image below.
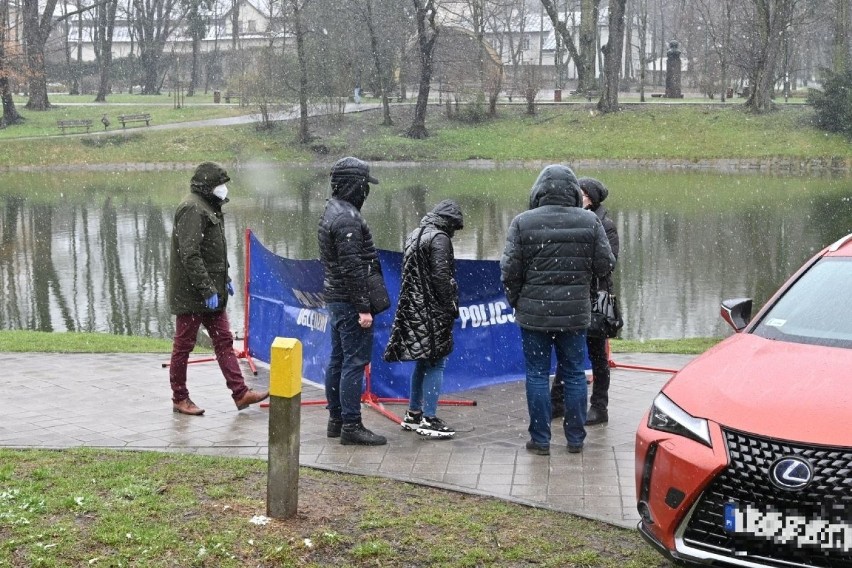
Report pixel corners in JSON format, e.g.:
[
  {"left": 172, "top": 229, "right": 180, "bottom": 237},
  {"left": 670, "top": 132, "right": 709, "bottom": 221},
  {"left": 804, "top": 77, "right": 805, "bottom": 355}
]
[{"left": 665, "top": 40, "right": 683, "bottom": 99}]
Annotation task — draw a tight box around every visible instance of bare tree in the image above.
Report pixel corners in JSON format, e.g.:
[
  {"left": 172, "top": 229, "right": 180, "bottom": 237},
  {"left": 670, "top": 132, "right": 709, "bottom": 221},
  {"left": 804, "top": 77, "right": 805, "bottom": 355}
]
[
  {"left": 230, "top": 0, "right": 239, "bottom": 49},
  {"left": 485, "top": 0, "right": 529, "bottom": 102},
  {"left": 287, "top": 0, "right": 311, "bottom": 143},
  {"left": 1, "top": 0, "right": 24, "bottom": 126},
  {"left": 743, "top": 0, "right": 798, "bottom": 112},
  {"left": 407, "top": 0, "right": 439, "bottom": 139},
  {"left": 22, "top": 0, "right": 60, "bottom": 109},
  {"left": 635, "top": 0, "right": 649, "bottom": 101},
  {"left": 350, "top": 0, "right": 406, "bottom": 126},
  {"left": 182, "top": 0, "right": 210, "bottom": 96},
  {"left": 94, "top": 0, "right": 119, "bottom": 101},
  {"left": 696, "top": 0, "right": 734, "bottom": 102},
  {"left": 131, "top": 0, "right": 186, "bottom": 94},
  {"left": 540, "top": 0, "right": 599, "bottom": 93},
  {"left": 598, "top": 0, "right": 627, "bottom": 112}
]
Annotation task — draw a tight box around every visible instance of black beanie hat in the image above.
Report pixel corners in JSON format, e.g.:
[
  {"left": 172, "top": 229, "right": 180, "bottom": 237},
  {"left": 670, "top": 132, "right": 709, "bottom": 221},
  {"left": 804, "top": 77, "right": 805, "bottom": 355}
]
[{"left": 578, "top": 177, "right": 608, "bottom": 208}]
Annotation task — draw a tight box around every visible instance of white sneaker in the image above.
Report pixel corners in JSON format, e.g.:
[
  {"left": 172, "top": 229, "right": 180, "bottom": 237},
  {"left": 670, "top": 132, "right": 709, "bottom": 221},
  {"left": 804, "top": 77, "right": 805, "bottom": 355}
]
[{"left": 416, "top": 416, "right": 455, "bottom": 438}]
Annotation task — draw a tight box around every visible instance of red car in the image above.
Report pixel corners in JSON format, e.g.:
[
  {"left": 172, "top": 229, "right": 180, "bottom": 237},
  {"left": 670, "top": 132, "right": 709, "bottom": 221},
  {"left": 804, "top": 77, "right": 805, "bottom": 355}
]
[{"left": 635, "top": 233, "right": 852, "bottom": 567}]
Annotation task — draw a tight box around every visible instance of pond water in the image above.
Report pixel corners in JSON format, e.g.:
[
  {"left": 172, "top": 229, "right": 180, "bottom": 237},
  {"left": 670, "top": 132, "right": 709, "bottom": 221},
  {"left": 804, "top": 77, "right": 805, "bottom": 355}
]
[{"left": 0, "top": 165, "right": 849, "bottom": 341}]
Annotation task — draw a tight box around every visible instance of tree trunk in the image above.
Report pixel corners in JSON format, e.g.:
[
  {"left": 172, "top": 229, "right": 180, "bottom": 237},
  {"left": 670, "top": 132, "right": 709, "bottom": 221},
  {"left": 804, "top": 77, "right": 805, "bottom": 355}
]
[
  {"left": 141, "top": 53, "right": 161, "bottom": 94},
  {"left": 188, "top": 35, "right": 200, "bottom": 97},
  {"left": 94, "top": 0, "right": 117, "bottom": 102},
  {"left": 292, "top": 0, "right": 310, "bottom": 144},
  {"left": 23, "top": 0, "right": 59, "bottom": 110},
  {"left": 0, "top": 0, "right": 23, "bottom": 126},
  {"left": 578, "top": 0, "right": 598, "bottom": 92},
  {"left": 746, "top": 0, "right": 794, "bottom": 113},
  {"left": 365, "top": 0, "right": 392, "bottom": 126},
  {"left": 406, "top": 0, "right": 439, "bottom": 139},
  {"left": 0, "top": 78, "right": 24, "bottom": 127},
  {"left": 623, "top": 0, "right": 633, "bottom": 83},
  {"left": 597, "top": 0, "right": 627, "bottom": 113}
]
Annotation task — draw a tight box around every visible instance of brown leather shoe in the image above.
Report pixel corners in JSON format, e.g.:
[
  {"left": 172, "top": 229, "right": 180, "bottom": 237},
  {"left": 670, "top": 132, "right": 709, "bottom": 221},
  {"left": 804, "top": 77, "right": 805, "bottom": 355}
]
[
  {"left": 234, "top": 389, "right": 269, "bottom": 410},
  {"left": 173, "top": 398, "right": 205, "bottom": 416}
]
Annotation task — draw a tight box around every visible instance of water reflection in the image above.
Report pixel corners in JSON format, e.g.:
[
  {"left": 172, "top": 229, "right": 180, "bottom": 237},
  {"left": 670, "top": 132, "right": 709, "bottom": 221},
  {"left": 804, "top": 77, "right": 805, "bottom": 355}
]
[{"left": 0, "top": 167, "right": 849, "bottom": 341}]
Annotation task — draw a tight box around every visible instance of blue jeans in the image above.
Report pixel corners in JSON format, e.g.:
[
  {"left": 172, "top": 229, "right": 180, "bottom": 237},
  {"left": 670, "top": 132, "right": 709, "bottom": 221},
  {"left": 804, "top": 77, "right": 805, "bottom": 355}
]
[
  {"left": 521, "top": 328, "right": 587, "bottom": 447},
  {"left": 325, "top": 302, "right": 373, "bottom": 423},
  {"left": 408, "top": 357, "right": 448, "bottom": 417}
]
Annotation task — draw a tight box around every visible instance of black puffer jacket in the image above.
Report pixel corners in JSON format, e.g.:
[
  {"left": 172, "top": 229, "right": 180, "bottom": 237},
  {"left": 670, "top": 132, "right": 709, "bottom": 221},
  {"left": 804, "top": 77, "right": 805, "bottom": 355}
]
[
  {"left": 383, "top": 200, "right": 464, "bottom": 362},
  {"left": 500, "top": 165, "right": 615, "bottom": 332},
  {"left": 318, "top": 174, "right": 381, "bottom": 313},
  {"left": 579, "top": 177, "right": 620, "bottom": 294}
]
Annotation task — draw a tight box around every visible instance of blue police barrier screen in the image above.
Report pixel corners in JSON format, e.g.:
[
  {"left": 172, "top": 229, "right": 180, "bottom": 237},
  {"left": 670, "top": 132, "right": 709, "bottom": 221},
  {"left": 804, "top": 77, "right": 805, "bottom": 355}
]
[{"left": 245, "top": 231, "right": 590, "bottom": 399}]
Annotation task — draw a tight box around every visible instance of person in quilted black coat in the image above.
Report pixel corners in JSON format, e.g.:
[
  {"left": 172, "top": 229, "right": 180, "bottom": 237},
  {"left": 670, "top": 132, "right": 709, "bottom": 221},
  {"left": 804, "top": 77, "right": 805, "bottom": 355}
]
[{"left": 384, "top": 199, "right": 464, "bottom": 439}]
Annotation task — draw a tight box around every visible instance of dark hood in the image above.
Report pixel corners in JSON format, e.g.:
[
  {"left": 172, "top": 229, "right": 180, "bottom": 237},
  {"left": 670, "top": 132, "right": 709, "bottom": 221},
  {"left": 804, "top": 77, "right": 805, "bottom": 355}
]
[
  {"left": 190, "top": 162, "right": 230, "bottom": 207},
  {"left": 528, "top": 165, "right": 582, "bottom": 209},
  {"left": 330, "top": 157, "right": 377, "bottom": 210},
  {"left": 330, "top": 176, "right": 370, "bottom": 210},
  {"left": 190, "top": 162, "right": 230, "bottom": 193},
  {"left": 421, "top": 199, "right": 464, "bottom": 237},
  {"left": 578, "top": 177, "right": 608, "bottom": 209}
]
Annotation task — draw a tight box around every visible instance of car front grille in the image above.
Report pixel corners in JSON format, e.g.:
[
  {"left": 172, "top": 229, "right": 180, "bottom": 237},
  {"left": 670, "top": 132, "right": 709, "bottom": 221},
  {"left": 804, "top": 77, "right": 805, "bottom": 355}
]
[{"left": 681, "top": 428, "right": 852, "bottom": 567}]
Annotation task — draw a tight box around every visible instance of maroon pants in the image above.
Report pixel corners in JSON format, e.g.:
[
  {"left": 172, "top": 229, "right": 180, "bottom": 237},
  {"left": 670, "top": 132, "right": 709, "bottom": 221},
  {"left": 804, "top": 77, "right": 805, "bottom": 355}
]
[{"left": 169, "top": 311, "right": 247, "bottom": 403}]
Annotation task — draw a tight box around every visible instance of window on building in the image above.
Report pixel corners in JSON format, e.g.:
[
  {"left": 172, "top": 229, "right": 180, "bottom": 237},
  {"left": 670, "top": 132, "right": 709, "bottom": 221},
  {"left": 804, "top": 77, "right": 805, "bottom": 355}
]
[
  {"left": 522, "top": 36, "right": 530, "bottom": 51},
  {"left": 247, "top": 20, "right": 256, "bottom": 32}
]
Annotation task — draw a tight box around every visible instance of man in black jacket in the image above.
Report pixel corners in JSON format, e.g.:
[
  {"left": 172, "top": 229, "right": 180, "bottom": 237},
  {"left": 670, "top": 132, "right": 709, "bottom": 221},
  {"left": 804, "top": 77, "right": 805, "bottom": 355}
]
[
  {"left": 501, "top": 165, "right": 615, "bottom": 456},
  {"left": 318, "top": 157, "right": 387, "bottom": 446}
]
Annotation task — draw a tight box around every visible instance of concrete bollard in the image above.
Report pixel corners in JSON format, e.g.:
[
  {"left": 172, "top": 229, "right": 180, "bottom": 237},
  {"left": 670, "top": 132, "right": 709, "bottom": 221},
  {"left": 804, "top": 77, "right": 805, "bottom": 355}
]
[{"left": 267, "top": 337, "right": 302, "bottom": 519}]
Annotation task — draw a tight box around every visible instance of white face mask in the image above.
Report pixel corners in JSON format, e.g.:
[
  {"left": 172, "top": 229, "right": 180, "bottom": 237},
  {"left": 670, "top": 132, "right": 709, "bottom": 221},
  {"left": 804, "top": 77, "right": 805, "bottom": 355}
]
[{"left": 212, "top": 184, "right": 228, "bottom": 201}]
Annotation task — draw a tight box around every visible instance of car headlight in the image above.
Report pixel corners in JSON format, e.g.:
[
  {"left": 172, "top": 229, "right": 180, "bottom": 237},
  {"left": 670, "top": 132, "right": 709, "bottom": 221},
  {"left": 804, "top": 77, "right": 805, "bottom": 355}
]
[{"left": 648, "top": 393, "right": 712, "bottom": 447}]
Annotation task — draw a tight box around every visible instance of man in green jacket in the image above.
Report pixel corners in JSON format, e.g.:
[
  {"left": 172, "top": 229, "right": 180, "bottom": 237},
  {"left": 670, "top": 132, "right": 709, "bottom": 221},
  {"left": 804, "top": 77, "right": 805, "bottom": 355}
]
[{"left": 168, "top": 162, "right": 268, "bottom": 415}]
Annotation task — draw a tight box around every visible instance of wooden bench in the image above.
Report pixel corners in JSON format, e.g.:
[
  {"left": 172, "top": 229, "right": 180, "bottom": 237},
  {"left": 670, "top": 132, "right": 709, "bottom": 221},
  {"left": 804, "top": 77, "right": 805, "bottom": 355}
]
[
  {"left": 57, "top": 119, "right": 93, "bottom": 134},
  {"left": 224, "top": 93, "right": 246, "bottom": 105},
  {"left": 118, "top": 113, "right": 152, "bottom": 128}
]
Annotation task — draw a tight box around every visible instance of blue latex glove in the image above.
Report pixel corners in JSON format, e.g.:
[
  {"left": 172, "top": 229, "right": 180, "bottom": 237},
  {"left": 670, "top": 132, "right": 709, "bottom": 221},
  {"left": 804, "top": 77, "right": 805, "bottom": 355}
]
[
  {"left": 227, "top": 281, "right": 235, "bottom": 296},
  {"left": 205, "top": 293, "right": 219, "bottom": 310}
]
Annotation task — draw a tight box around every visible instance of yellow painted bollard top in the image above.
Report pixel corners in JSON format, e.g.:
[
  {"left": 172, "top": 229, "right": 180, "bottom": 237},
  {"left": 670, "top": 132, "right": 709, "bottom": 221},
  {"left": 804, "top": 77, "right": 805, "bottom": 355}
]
[{"left": 269, "top": 338, "right": 302, "bottom": 399}]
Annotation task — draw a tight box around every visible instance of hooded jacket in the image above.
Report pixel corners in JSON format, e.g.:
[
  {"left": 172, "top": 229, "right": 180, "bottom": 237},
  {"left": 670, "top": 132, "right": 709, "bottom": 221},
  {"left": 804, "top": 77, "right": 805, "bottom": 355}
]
[
  {"left": 169, "top": 162, "right": 232, "bottom": 315},
  {"left": 318, "top": 169, "right": 380, "bottom": 313},
  {"left": 383, "top": 200, "right": 464, "bottom": 362},
  {"left": 500, "top": 165, "right": 616, "bottom": 332}
]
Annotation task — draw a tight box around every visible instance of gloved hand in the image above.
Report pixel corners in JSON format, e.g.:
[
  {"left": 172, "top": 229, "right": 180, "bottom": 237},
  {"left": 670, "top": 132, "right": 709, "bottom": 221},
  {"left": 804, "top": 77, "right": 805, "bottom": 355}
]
[
  {"left": 226, "top": 281, "right": 235, "bottom": 296},
  {"left": 205, "top": 293, "right": 219, "bottom": 310}
]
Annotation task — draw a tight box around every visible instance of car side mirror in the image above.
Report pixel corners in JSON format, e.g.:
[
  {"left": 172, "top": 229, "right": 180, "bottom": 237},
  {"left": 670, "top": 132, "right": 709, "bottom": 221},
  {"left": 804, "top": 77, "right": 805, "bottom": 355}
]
[{"left": 720, "top": 298, "right": 753, "bottom": 332}]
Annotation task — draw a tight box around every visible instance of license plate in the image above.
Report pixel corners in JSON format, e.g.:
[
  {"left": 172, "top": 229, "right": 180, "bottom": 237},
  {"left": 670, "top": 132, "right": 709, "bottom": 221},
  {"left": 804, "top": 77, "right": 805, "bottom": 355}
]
[{"left": 724, "top": 502, "right": 852, "bottom": 552}]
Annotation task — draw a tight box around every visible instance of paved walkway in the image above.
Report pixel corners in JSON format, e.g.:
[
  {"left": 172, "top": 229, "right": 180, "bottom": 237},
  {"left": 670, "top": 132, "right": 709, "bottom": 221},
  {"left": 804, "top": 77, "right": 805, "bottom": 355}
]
[{"left": 0, "top": 351, "right": 692, "bottom": 529}]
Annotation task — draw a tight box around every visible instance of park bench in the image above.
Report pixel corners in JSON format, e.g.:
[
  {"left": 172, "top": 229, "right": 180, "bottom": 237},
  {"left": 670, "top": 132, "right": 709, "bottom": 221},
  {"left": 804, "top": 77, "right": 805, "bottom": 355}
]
[
  {"left": 118, "top": 113, "right": 152, "bottom": 128},
  {"left": 224, "top": 92, "right": 247, "bottom": 105},
  {"left": 56, "top": 119, "right": 93, "bottom": 134}
]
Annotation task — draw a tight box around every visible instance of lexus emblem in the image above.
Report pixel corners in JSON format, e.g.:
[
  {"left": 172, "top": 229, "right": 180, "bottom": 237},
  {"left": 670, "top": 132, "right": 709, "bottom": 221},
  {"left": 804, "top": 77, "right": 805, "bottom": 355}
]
[{"left": 770, "top": 457, "right": 813, "bottom": 490}]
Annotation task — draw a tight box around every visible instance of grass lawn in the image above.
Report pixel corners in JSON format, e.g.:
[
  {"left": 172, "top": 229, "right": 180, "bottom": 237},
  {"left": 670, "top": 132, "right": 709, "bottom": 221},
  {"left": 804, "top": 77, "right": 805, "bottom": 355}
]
[
  {"left": 0, "top": 448, "right": 672, "bottom": 567},
  {"left": 1, "top": 103, "right": 848, "bottom": 168}
]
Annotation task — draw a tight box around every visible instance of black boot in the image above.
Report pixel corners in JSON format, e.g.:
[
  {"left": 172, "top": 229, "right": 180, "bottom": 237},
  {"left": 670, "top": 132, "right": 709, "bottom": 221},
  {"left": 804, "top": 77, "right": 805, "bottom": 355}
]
[
  {"left": 340, "top": 422, "right": 387, "bottom": 446},
  {"left": 327, "top": 417, "right": 342, "bottom": 438},
  {"left": 586, "top": 406, "right": 609, "bottom": 425}
]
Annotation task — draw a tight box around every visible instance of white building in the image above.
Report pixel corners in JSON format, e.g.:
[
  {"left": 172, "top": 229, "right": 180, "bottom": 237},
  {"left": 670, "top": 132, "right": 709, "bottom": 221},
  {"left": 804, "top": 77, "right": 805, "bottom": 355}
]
[{"left": 64, "top": 0, "right": 286, "bottom": 62}]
